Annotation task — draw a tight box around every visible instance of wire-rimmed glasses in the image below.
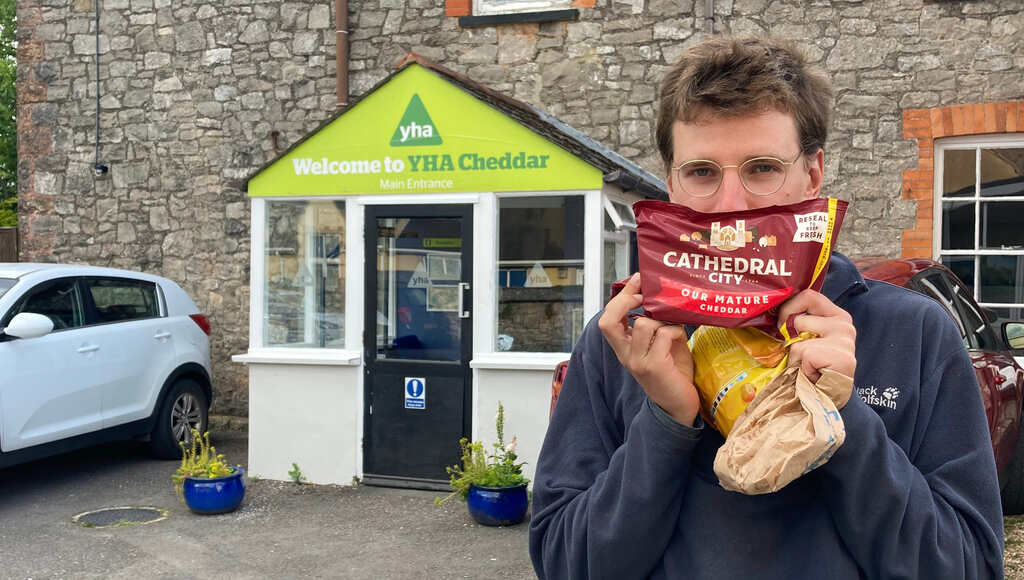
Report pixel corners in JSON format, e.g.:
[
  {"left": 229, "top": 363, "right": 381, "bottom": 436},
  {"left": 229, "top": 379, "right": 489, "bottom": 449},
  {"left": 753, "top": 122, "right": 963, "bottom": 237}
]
[{"left": 670, "top": 152, "right": 805, "bottom": 198}]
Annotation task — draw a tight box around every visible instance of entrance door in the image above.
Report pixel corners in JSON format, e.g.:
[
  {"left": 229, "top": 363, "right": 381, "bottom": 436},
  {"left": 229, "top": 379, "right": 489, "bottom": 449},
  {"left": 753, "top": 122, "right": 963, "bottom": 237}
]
[{"left": 363, "top": 205, "right": 473, "bottom": 489}]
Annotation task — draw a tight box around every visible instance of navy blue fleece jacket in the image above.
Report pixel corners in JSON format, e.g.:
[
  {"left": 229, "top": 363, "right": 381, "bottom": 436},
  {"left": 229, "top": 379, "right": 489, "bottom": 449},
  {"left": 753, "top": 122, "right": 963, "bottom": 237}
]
[{"left": 529, "top": 253, "right": 1004, "bottom": 579}]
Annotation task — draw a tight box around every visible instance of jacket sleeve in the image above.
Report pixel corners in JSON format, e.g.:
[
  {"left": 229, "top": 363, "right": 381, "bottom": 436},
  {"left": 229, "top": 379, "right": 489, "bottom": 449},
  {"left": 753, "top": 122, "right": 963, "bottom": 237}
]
[
  {"left": 817, "top": 305, "right": 1005, "bottom": 579},
  {"left": 528, "top": 318, "right": 704, "bottom": 580}
]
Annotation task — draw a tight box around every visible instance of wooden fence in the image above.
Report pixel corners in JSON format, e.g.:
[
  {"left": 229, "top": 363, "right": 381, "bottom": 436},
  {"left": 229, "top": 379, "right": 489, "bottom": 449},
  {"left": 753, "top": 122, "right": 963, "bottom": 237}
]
[{"left": 0, "top": 227, "right": 17, "bottom": 262}]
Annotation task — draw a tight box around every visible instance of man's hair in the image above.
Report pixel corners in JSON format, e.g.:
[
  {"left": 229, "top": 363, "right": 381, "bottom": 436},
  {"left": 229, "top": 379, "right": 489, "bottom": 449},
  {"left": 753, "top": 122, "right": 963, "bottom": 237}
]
[{"left": 655, "top": 36, "right": 834, "bottom": 173}]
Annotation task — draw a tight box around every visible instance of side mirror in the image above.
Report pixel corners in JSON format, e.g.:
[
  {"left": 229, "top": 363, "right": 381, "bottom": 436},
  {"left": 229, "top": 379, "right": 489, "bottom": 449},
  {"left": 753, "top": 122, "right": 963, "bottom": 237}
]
[
  {"left": 1003, "top": 321, "right": 1024, "bottom": 351},
  {"left": 3, "top": 312, "right": 55, "bottom": 340}
]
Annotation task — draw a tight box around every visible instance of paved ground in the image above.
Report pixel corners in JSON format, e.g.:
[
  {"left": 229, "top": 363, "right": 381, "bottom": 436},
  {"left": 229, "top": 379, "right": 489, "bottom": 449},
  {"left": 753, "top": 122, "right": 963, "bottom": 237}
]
[{"left": 0, "top": 431, "right": 534, "bottom": 579}]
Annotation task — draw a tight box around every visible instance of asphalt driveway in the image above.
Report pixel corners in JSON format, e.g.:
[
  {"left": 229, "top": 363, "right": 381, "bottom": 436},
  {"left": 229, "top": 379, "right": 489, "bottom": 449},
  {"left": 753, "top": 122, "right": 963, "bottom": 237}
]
[{"left": 0, "top": 431, "right": 534, "bottom": 579}]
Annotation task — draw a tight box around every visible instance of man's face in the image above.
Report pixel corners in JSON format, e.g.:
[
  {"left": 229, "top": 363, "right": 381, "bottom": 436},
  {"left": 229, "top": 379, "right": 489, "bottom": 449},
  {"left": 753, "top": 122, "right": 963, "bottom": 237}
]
[{"left": 666, "top": 110, "right": 823, "bottom": 213}]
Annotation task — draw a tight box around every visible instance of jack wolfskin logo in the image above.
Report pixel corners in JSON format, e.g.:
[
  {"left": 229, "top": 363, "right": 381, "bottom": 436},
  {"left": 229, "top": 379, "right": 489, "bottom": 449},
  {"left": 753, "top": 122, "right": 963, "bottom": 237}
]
[
  {"left": 856, "top": 385, "right": 901, "bottom": 410},
  {"left": 390, "top": 94, "right": 443, "bottom": 147}
]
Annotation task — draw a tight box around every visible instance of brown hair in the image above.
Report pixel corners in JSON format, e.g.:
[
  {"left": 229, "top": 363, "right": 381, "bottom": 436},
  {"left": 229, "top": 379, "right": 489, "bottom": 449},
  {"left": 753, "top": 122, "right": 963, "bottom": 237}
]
[{"left": 655, "top": 36, "right": 834, "bottom": 173}]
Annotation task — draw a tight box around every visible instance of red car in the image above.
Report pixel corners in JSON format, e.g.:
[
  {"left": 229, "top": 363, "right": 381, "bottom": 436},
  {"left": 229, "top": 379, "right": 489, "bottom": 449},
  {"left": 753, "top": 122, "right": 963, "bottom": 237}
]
[
  {"left": 550, "top": 258, "right": 1024, "bottom": 513},
  {"left": 855, "top": 258, "right": 1024, "bottom": 514}
]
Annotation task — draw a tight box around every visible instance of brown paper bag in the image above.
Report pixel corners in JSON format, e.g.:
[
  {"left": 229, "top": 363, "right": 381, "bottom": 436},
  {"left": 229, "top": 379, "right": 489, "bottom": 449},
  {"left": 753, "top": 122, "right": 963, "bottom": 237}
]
[{"left": 713, "top": 367, "right": 853, "bottom": 495}]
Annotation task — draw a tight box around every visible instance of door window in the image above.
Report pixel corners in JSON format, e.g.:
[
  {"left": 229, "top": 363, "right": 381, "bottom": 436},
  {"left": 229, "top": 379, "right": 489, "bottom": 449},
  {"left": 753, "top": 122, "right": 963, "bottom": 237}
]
[
  {"left": 85, "top": 278, "right": 160, "bottom": 323},
  {"left": 3, "top": 278, "right": 84, "bottom": 331},
  {"left": 374, "top": 216, "right": 464, "bottom": 362},
  {"left": 915, "top": 271, "right": 968, "bottom": 347}
]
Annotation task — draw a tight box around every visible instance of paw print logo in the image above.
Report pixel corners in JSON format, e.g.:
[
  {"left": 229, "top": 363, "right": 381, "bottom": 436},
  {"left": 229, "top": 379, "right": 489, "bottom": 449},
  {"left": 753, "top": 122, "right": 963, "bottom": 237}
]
[{"left": 882, "top": 387, "right": 900, "bottom": 401}]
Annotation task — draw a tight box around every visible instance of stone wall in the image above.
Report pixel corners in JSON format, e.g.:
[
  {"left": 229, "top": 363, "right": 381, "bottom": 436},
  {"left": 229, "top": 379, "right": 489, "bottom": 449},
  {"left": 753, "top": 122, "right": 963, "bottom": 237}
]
[{"left": 16, "top": 0, "right": 1024, "bottom": 416}]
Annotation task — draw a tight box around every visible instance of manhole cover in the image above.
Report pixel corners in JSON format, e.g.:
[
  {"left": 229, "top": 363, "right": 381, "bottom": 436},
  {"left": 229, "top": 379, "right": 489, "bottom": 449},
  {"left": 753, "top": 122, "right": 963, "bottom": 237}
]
[{"left": 72, "top": 506, "right": 169, "bottom": 528}]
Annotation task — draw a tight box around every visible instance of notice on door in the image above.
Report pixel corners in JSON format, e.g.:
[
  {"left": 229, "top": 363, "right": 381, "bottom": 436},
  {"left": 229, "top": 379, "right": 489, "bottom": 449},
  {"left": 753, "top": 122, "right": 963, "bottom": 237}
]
[{"left": 405, "top": 377, "right": 426, "bottom": 410}]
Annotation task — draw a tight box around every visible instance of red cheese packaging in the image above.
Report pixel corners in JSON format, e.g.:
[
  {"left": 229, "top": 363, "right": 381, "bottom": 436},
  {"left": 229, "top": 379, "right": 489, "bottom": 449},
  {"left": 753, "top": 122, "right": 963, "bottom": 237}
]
[{"left": 633, "top": 198, "right": 848, "bottom": 329}]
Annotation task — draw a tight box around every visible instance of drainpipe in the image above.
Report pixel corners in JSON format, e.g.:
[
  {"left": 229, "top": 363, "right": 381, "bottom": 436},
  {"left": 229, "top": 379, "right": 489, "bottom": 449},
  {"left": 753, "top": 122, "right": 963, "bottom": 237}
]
[
  {"left": 704, "top": 0, "right": 714, "bottom": 34},
  {"left": 336, "top": 0, "right": 349, "bottom": 108}
]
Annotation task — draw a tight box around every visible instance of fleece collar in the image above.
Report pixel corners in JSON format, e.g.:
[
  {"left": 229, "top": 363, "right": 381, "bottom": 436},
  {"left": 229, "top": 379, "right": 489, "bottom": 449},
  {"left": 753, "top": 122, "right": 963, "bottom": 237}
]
[{"left": 821, "top": 252, "right": 869, "bottom": 307}]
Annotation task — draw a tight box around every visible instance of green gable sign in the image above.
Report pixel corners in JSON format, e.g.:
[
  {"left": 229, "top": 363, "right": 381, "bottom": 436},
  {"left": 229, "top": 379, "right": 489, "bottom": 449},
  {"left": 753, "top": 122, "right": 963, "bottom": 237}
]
[{"left": 247, "top": 64, "right": 602, "bottom": 196}]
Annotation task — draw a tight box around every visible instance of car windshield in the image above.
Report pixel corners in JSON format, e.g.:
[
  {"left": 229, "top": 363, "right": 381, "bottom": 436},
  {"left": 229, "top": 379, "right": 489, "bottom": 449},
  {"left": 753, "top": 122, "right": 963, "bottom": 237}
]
[{"left": 0, "top": 278, "right": 14, "bottom": 300}]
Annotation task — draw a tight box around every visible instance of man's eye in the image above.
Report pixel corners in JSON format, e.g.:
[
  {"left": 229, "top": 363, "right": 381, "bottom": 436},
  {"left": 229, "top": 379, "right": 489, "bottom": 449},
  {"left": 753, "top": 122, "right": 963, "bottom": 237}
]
[
  {"left": 750, "top": 163, "right": 781, "bottom": 174},
  {"left": 685, "top": 165, "right": 718, "bottom": 179}
]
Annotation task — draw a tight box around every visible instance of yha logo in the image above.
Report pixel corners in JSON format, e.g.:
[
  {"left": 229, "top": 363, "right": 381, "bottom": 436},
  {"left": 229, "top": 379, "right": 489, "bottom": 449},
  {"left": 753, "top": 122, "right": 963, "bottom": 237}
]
[
  {"left": 390, "top": 94, "right": 443, "bottom": 147},
  {"left": 709, "top": 220, "right": 747, "bottom": 252}
]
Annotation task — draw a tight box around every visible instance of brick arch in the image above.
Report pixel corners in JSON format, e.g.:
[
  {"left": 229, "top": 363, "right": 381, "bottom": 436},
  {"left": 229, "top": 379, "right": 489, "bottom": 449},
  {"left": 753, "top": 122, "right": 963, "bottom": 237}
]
[{"left": 900, "top": 101, "right": 1023, "bottom": 258}]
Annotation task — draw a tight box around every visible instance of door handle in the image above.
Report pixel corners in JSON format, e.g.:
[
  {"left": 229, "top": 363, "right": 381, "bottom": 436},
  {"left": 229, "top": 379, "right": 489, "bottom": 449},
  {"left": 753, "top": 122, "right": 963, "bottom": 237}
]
[
  {"left": 458, "top": 282, "right": 471, "bottom": 319},
  {"left": 154, "top": 331, "right": 171, "bottom": 339},
  {"left": 77, "top": 344, "right": 100, "bottom": 354}
]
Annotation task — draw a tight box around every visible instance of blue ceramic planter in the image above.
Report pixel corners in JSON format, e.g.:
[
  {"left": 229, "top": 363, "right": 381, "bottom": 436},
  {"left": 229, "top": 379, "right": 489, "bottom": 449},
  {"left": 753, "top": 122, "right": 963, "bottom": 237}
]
[
  {"left": 466, "top": 483, "right": 529, "bottom": 526},
  {"left": 183, "top": 467, "right": 246, "bottom": 515}
]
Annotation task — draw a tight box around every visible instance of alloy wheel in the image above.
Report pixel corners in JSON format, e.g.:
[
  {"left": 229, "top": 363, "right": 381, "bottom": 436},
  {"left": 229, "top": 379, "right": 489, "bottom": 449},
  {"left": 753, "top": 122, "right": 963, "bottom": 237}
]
[{"left": 171, "top": 392, "right": 204, "bottom": 445}]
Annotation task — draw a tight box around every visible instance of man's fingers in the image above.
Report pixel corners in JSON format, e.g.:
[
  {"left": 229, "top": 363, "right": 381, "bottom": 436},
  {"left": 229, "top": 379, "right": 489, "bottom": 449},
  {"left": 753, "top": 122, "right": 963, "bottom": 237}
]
[
  {"left": 598, "top": 273, "right": 643, "bottom": 354},
  {"left": 777, "top": 289, "right": 849, "bottom": 325},
  {"left": 789, "top": 312, "right": 856, "bottom": 342}
]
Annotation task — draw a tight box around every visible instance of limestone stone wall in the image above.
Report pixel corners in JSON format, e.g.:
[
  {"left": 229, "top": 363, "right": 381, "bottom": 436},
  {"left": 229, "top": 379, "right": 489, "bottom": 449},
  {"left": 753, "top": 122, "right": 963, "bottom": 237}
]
[{"left": 16, "top": 0, "right": 1024, "bottom": 416}]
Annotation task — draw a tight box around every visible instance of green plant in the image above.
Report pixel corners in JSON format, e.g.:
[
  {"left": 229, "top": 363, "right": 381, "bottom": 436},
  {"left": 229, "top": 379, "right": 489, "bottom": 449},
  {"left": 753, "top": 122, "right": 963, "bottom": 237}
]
[
  {"left": 171, "top": 430, "right": 236, "bottom": 501},
  {"left": 288, "top": 462, "right": 306, "bottom": 485},
  {"left": 435, "top": 402, "right": 528, "bottom": 505}
]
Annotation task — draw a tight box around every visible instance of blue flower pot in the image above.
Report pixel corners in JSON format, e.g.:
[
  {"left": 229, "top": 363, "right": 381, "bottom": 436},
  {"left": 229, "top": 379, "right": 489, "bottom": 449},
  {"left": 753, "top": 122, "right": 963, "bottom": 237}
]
[
  {"left": 466, "top": 483, "right": 529, "bottom": 527},
  {"left": 183, "top": 467, "right": 246, "bottom": 515}
]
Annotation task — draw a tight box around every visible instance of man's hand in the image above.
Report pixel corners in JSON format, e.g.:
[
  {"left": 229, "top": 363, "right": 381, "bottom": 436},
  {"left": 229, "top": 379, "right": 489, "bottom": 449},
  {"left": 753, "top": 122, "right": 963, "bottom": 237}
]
[
  {"left": 598, "top": 273, "right": 700, "bottom": 426},
  {"left": 777, "top": 289, "right": 857, "bottom": 382}
]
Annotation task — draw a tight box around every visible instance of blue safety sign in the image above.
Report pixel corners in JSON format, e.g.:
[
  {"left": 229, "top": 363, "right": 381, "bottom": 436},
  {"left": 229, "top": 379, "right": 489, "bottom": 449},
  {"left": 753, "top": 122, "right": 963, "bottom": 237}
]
[{"left": 405, "top": 377, "right": 426, "bottom": 409}]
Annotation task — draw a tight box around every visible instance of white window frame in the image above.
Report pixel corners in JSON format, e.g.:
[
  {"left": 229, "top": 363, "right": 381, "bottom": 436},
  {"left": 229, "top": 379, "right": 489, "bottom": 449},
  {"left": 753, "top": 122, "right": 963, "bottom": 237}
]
[
  {"left": 242, "top": 197, "right": 361, "bottom": 365},
  {"left": 473, "top": 0, "right": 571, "bottom": 16},
  {"left": 487, "top": 190, "right": 592, "bottom": 356},
  {"left": 934, "top": 134, "right": 1024, "bottom": 314}
]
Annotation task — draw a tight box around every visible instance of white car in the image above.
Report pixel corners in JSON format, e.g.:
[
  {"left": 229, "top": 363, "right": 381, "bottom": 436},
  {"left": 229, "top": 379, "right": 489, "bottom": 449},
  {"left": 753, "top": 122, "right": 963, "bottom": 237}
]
[{"left": 0, "top": 263, "right": 212, "bottom": 467}]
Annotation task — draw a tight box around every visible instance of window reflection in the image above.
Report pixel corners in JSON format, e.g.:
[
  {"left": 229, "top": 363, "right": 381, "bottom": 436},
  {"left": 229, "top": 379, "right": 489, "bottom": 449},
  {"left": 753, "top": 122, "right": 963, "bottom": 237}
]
[
  {"left": 264, "top": 201, "right": 345, "bottom": 348},
  {"left": 497, "top": 196, "right": 584, "bottom": 352}
]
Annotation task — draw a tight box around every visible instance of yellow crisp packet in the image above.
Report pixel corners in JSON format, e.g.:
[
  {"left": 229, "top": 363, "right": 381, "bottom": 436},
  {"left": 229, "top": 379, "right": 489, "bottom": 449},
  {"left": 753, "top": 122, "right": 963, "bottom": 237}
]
[{"left": 689, "top": 326, "right": 812, "bottom": 437}]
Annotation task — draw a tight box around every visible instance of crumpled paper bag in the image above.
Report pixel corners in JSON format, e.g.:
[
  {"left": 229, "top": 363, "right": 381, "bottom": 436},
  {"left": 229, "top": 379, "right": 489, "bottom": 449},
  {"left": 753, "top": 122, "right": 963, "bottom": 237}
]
[{"left": 713, "top": 366, "right": 853, "bottom": 495}]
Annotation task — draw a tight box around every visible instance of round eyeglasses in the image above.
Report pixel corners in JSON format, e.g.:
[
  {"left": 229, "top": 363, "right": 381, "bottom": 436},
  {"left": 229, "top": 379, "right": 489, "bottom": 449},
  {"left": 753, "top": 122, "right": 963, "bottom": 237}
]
[{"left": 670, "top": 152, "right": 805, "bottom": 198}]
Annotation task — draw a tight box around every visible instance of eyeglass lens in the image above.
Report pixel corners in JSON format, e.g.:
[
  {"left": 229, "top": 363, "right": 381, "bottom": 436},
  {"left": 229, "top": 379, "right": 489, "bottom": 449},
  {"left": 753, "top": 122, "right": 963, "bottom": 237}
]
[{"left": 676, "top": 157, "right": 789, "bottom": 197}]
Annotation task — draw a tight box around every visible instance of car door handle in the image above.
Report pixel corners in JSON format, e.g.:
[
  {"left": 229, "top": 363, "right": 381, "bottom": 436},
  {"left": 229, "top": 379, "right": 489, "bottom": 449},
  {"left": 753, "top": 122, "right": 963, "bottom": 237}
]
[
  {"left": 154, "top": 331, "right": 172, "bottom": 339},
  {"left": 77, "top": 344, "right": 100, "bottom": 353}
]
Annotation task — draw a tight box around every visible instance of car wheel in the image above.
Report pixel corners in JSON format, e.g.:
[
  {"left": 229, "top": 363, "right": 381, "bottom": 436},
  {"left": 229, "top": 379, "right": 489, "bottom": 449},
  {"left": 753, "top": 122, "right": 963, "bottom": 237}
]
[
  {"left": 1001, "top": 425, "right": 1024, "bottom": 515},
  {"left": 149, "top": 378, "right": 209, "bottom": 459}
]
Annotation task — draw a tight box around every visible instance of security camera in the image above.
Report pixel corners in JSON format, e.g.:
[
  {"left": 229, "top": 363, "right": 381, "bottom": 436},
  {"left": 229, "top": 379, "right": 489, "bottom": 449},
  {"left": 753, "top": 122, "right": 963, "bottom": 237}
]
[{"left": 93, "top": 163, "right": 109, "bottom": 177}]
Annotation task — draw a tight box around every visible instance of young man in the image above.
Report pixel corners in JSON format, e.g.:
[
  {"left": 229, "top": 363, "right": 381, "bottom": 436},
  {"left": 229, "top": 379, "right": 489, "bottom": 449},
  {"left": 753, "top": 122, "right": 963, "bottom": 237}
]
[{"left": 529, "top": 36, "right": 1004, "bottom": 579}]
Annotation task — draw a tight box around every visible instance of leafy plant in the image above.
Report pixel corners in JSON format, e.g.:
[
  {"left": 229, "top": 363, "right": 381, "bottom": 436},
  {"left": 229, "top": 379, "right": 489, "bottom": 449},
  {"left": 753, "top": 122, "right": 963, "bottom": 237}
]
[
  {"left": 288, "top": 462, "right": 306, "bottom": 485},
  {"left": 171, "top": 429, "right": 237, "bottom": 501},
  {"left": 0, "top": 0, "right": 16, "bottom": 222},
  {"left": 436, "top": 402, "right": 528, "bottom": 505}
]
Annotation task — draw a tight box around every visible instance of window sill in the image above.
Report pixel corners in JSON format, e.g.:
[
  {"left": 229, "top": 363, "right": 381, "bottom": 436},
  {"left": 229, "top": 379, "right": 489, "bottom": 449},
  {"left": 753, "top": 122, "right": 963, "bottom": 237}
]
[
  {"left": 470, "top": 352, "right": 569, "bottom": 370},
  {"left": 458, "top": 9, "right": 579, "bottom": 28},
  {"left": 232, "top": 348, "right": 362, "bottom": 366}
]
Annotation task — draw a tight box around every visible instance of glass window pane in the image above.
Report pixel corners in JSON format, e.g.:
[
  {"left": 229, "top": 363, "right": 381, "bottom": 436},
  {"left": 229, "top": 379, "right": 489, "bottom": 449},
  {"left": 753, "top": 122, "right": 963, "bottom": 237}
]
[
  {"left": 941, "top": 201, "right": 974, "bottom": 250},
  {"left": 8, "top": 278, "right": 84, "bottom": 330},
  {"left": 989, "top": 306, "right": 1024, "bottom": 323},
  {"left": 980, "top": 201, "right": 1024, "bottom": 250},
  {"left": 941, "top": 255, "right": 975, "bottom": 293},
  {"left": 88, "top": 279, "right": 159, "bottom": 322},
  {"left": 374, "top": 217, "right": 462, "bottom": 362},
  {"left": 979, "top": 255, "right": 1024, "bottom": 305},
  {"left": 943, "top": 149, "right": 976, "bottom": 197},
  {"left": 498, "top": 196, "right": 584, "bottom": 352},
  {"left": 916, "top": 272, "right": 967, "bottom": 345},
  {"left": 980, "top": 148, "right": 1024, "bottom": 198},
  {"left": 264, "top": 201, "right": 345, "bottom": 348},
  {"left": 0, "top": 278, "right": 15, "bottom": 300}
]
